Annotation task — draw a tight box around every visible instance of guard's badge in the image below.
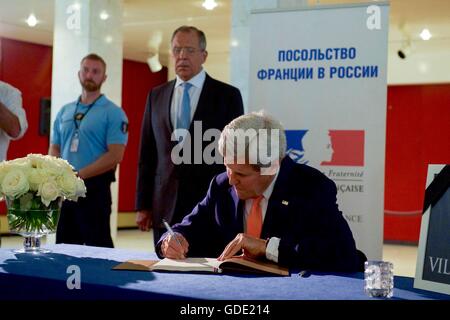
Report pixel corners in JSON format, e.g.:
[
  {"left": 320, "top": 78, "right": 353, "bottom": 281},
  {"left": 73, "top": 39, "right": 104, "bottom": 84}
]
[
  {"left": 121, "top": 121, "right": 129, "bottom": 133},
  {"left": 74, "top": 113, "right": 84, "bottom": 121}
]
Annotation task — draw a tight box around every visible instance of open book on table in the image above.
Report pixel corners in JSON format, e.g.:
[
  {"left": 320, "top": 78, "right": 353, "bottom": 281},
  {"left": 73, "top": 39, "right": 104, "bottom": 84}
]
[{"left": 113, "top": 256, "right": 289, "bottom": 276}]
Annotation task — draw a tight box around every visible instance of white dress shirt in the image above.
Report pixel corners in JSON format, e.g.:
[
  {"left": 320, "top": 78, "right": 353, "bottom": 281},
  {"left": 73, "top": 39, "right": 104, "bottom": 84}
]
[
  {"left": 0, "top": 81, "right": 28, "bottom": 160},
  {"left": 243, "top": 169, "right": 281, "bottom": 263},
  {"left": 170, "top": 69, "right": 206, "bottom": 131}
]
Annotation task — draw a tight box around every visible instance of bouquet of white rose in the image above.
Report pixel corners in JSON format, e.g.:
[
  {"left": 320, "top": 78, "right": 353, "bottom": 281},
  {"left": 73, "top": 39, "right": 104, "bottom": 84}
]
[{"left": 0, "top": 154, "right": 86, "bottom": 234}]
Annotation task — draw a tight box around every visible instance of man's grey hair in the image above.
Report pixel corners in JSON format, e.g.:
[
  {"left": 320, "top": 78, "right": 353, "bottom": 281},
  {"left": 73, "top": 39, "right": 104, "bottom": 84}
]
[
  {"left": 171, "top": 25, "right": 207, "bottom": 51},
  {"left": 218, "top": 111, "right": 286, "bottom": 171}
]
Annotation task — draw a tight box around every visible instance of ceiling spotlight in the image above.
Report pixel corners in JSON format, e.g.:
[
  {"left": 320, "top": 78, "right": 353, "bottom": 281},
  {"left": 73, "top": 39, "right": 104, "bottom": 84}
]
[
  {"left": 420, "top": 28, "right": 432, "bottom": 41},
  {"left": 147, "top": 53, "right": 163, "bottom": 73},
  {"left": 26, "top": 14, "right": 38, "bottom": 27},
  {"left": 99, "top": 11, "right": 109, "bottom": 20},
  {"left": 202, "top": 0, "right": 218, "bottom": 10}
]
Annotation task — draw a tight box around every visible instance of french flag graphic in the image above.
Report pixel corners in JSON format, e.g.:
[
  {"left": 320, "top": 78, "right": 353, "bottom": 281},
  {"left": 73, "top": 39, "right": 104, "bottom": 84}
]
[
  {"left": 321, "top": 130, "right": 364, "bottom": 166},
  {"left": 286, "top": 129, "right": 364, "bottom": 167}
]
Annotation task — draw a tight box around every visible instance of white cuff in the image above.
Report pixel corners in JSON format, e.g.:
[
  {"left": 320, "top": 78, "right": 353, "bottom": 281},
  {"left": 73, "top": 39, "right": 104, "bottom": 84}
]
[{"left": 265, "top": 237, "right": 280, "bottom": 263}]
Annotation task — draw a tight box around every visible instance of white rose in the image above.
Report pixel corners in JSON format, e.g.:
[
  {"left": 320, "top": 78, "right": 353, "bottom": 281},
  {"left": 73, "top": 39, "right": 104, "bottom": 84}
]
[
  {"left": 6, "top": 158, "right": 31, "bottom": 177},
  {"left": 41, "top": 167, "right": 60, "bottom": 180},
  {"left": 0, "top": 161, "right": 9, "bottom": 186},
  {"left": 9, "top": 157, "right": 29, "bottom": 166},
  {"left": 40, "top": 155, "right": 73, "bottom": 174},
  {"left": 1, "top": 169, "right": 30, "bottom": 199},
  {"left": 28, "top": 154, "right": 46, "bottom": 169},
  {"left": 28, "top": 168, "right": 48, "bottom": 191},
  {"left": 54, "top": 157, "right": 75, "bottom": 172},
  {"left": 57, "top": 172, "right": 77, "bottom": 198},
  {"left": 67, "top": 177, "right": 87, "bottom": 201},
  {"left": 37, "top": 180, "right": 60, "bottom": 207}
]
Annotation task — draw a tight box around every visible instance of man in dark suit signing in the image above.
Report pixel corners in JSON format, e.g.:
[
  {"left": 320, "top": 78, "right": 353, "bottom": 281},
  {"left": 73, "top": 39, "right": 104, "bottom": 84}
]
[
  {"left": 136, "top": 26, "right": 244, "bottom": 246},
  {"left": 157, "top": 112, "right": 363, "bottom": 272}
]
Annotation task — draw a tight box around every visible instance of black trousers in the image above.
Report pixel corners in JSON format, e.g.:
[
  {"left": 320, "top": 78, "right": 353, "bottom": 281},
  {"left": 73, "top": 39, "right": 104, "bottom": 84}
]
[{"left": 56, "top": 171, "right": 114, "bottom": 248}]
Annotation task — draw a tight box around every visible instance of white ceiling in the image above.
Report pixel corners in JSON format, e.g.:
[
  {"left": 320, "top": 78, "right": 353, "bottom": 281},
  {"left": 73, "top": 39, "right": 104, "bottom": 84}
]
[{"left": 0, "top": 0, "right": 449, "bottom": 68}]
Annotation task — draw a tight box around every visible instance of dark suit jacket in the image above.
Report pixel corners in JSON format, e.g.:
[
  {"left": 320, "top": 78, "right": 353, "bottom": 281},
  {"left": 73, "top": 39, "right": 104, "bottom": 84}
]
[
  {"left": 157, "top": 156, "right": 362, "bottom": 272},
  {"left": 136, "top": 73, "right": 244, "bottom": 228}
]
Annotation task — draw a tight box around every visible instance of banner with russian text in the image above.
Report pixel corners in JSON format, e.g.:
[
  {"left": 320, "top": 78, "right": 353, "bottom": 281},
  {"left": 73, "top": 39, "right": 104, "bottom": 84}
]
[{"left": 249, "top": 3, "right": 389, "bottom": 259}]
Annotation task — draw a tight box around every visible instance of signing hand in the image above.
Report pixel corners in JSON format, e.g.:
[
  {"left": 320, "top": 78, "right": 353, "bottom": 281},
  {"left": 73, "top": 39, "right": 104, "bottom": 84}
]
[
  {"left": 218, "top": 233, "right": 267, "bottom": 261},
  {"left": 161, "top": 232, "right": 189, "bottom": 260}
]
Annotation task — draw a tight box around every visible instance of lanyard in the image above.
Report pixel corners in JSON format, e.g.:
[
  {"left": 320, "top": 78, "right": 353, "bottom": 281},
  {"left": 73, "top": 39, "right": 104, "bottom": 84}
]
[{"left": 73, "top": 94, "right": 103, "bottom": 130}]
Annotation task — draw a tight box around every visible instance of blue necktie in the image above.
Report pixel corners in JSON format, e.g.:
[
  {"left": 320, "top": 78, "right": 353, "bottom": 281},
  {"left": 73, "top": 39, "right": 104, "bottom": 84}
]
[{"left": 177, "top": 82, "right": 192, "bottom": 131}]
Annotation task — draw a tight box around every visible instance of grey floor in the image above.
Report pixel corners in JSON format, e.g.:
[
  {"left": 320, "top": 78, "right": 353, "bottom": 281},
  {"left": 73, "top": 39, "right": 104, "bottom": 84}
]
[{"left": 0, "top": 229, "right": 418, "bottom": 277}]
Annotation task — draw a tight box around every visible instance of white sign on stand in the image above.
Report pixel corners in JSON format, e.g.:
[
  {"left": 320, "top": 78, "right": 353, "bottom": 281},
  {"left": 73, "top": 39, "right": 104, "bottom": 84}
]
[
  {"left": 414, "top": 164, "right": 450, "bottom": 295},
  {"left": 249, "top": 3, "right": 389, "bottom": 259}
]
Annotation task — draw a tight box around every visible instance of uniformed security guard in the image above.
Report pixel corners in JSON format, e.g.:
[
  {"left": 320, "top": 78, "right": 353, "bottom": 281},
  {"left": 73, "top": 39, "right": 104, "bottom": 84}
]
[{"left": 49, "top": 53, "right": 128, "bottom": 248}]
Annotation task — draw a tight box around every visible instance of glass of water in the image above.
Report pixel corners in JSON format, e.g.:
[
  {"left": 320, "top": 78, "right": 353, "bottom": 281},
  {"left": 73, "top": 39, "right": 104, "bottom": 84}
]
[{"left": 364, "top": 260, "right": 394, "bottom": 298}]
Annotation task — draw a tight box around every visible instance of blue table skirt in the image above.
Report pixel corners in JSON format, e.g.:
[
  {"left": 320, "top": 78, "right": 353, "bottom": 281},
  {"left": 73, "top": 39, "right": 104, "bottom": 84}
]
[{"left": 0, "top": 244, "right": 449, "bottom": 301}]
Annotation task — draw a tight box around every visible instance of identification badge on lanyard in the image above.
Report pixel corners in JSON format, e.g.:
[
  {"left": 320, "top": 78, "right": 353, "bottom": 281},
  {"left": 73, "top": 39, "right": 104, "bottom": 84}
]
[{"left": 70, "top": 130, "right": 80, "bottom": 152}]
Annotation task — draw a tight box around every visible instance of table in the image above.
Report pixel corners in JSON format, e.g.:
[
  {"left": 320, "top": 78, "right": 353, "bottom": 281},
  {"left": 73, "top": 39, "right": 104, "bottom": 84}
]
[{"left": 0, "top": 244, "right": 449, "bottom": 301}]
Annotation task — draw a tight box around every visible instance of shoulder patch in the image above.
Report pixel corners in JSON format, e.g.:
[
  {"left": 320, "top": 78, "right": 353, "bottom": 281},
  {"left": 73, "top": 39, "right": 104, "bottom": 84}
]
[{"left": 121, "top": 121, "right": 129, "bottom": 134}]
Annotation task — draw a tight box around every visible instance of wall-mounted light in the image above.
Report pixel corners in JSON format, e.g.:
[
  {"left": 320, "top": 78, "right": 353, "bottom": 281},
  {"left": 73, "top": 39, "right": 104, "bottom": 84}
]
[
  {"left": 26, "top": 14, "right": 38, "bottom": 27},
  {"left": 147, "top": 53, "right": 162, "bottom": 73},
  {"left": 419, "top": 28, "right": 432, "bottom": 41},
  {"left": 202, "top": 0, "right": 218, "bottom": 11},
  {"left": 397, "top": 38, "right": 411, "bottom": 60}
]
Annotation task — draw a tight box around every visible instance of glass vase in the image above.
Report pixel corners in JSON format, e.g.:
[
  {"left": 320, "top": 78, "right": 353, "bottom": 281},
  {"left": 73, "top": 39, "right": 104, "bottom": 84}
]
[{"left": 6, "top": 195, "right": 62, "bottom": 254}]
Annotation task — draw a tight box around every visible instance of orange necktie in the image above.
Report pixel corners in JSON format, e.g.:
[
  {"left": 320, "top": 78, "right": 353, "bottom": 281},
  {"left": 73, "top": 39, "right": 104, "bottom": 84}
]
[{"left": 247, "top": 195, "right": 264, "bottom": 238}]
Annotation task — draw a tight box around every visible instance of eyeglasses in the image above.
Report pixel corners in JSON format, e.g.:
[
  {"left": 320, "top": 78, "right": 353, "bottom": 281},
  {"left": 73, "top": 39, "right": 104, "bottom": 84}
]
[{"left": 172, "top": 47, "right": 203, "bottom": 56}]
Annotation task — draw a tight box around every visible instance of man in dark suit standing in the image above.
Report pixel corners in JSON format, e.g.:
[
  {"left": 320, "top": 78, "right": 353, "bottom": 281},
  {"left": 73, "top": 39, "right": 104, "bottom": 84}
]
[
  {"left": 136, "top": 26, "right": 244, "bottom": 246},
  {"left": 157, "top": 112, "right": 363, "bottom": 272}
]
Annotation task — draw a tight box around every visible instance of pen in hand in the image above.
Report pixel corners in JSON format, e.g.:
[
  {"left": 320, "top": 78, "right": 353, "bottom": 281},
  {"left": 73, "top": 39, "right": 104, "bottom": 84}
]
[
  {"left": 162, "top": 219, "right": 185, "bottom": 258},
  {"left": 298, "top": 270, "right": 310, "bottom": 278}
]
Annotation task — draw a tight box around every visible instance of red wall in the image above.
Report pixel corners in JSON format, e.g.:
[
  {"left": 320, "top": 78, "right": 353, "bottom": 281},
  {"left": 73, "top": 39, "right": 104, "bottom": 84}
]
[
  {"left": 0, "top": 38, "right": 52, "bottom": 159},
  {"left": 0, "top": 38, "right": 53, "bottom": 216},
  {"left": 0, "top": 37, "right": 167, "bottom": 215},
  {"left": 120, "top": 60, "right": 167, "bottom": 211},
  {"left": 384, "top": 84, "right": 450, "bottom": 243}
]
